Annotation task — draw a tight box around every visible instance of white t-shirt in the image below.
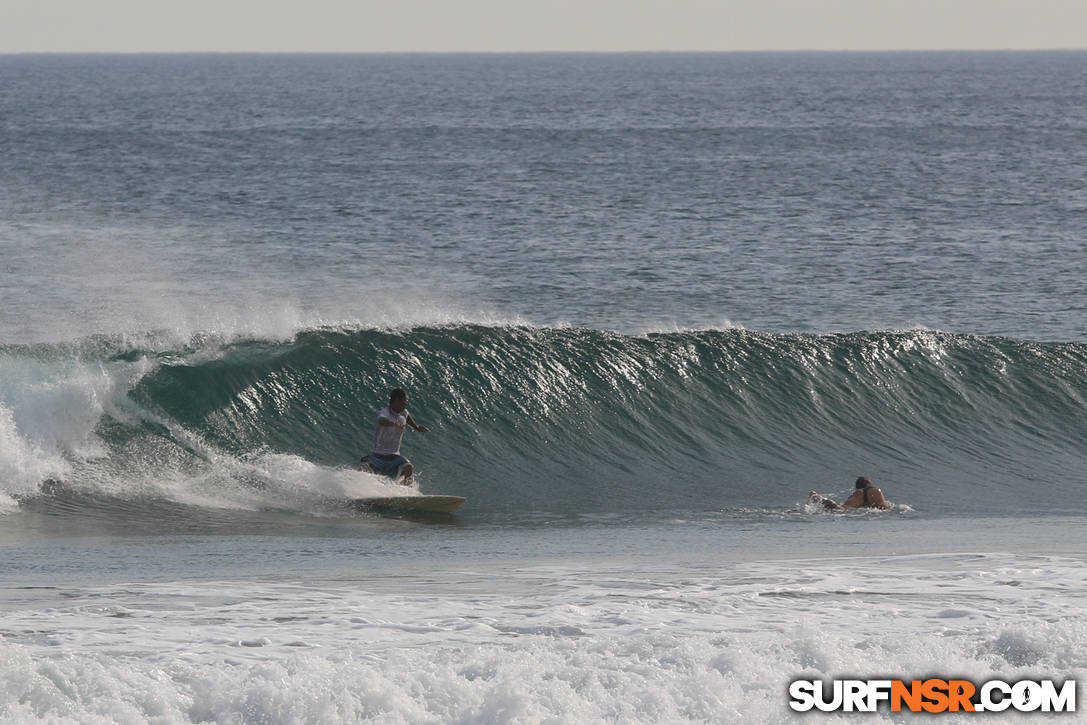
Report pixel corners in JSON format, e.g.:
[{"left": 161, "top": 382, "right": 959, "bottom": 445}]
[{"left": 372, "top": 407, "right": 408, "bottom": 455}]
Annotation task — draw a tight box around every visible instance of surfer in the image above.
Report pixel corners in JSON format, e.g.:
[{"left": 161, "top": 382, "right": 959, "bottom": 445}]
[
  {"left": 808, "top": 477, "right": 889, "bottom": 511},
  {"left": 359, "top": 388, "right": 430, "bottom": 485},
  {"left": 841, "top": 476, "right": 889, "bottom": 509}
]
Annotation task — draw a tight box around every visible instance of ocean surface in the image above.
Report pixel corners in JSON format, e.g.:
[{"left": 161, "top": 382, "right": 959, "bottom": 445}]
[{"left": 1, "top": 52, "right": 1086, "bottom": 722}]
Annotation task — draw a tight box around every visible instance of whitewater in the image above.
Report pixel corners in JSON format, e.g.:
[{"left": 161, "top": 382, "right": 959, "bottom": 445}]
[{"left": 2, "top": 52, "right": 1086, "bottom": 722}]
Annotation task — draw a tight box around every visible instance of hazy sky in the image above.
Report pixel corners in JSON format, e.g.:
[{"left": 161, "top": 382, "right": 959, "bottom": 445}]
[{"left": 4, "top": 0, "right": 1086, "bottom": 53}]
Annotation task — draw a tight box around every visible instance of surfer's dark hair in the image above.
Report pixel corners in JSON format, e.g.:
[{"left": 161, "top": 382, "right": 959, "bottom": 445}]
[
  {"left": 855, "top": 476, "right": 872, "bottom": 489},
  {"left": 389, "top": 388, "right": 407, "bottom": 404}
]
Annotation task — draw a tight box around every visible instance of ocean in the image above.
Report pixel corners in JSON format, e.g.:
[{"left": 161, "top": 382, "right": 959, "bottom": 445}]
[{"left": 1, "top": 51, "right": 1086, "bottom": 722}]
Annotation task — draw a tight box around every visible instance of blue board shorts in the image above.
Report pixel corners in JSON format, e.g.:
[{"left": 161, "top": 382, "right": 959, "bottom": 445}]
[{"left": 361, "top": 453, "right": 410, "bottom": 477}]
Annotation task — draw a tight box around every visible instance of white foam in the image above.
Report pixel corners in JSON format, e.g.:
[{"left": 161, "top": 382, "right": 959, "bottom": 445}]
[
  {"left": 0, "top": 353, "right": 153, "bottom": 498},
  {"left": 0, "top": 403, "right": 67, "bottom": 499},
  {"left": 2, "top": 552, "right": 1084, "bottom": 723},
  {"left": 635, "top": 317, "right": 746, "bottom": 335},
  {"left": 51, "top": 442, "right": 419, "bottom": 515},
  {"left": 194, "top": 451, "right": 419, "bottom": 510}
]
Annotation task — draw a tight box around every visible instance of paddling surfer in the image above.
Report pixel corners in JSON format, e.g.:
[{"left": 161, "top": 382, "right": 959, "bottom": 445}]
[
  {"left": 841, "top": 476, "right": 889, "bottom": 509},
  {"left": 808, "top": 476, "right": 889, "bottom": 511},
  {"left": 359, "top": 388, "right": 430, "bottom": 485}
]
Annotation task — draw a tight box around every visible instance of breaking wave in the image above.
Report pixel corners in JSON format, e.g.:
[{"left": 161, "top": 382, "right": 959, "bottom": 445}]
[{"left": 3, "top": 325, "right": 1086, "bottom": 517}]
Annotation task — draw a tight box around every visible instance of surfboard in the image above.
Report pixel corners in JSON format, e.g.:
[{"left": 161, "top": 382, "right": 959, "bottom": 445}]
[
  {"left": 806, "top": 491, "right": 841, "bottom": 511},
  {"left": 351, "top": 495, "right": 466, "bottom": 513}
]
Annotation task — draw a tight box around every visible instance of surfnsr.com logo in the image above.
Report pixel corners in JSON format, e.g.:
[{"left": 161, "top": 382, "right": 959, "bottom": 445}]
[{"left": 789, "top": 678, "right": 1076, "bottom": 713}]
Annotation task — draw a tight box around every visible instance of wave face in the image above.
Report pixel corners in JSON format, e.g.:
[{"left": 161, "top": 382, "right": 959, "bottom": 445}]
[{"left": 3, "top": 325, "right": 1086, "bottom": 516}]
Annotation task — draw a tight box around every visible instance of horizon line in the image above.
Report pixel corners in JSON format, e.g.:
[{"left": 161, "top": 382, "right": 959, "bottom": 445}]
[{"left": 3, "top": 47, "right": 1087, "bottom": 56}]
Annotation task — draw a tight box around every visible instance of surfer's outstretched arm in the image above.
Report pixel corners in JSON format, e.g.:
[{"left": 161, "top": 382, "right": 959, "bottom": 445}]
[{"left": 406, "top": 412, "right": 430, "bottom": 433}]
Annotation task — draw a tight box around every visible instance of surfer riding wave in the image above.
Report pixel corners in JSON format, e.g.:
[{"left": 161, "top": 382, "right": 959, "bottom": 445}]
[{"left": 359, "top": 388, "right": 430, "bottom": 485}]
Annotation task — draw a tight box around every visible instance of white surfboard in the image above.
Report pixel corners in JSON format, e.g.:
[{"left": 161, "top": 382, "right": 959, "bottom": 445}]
[
  {"left": 806, "top": 491, "right": 841, "bottom": 511},
  {"left": 352, "top": 495, "right": 466, "bottom": 513}
]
